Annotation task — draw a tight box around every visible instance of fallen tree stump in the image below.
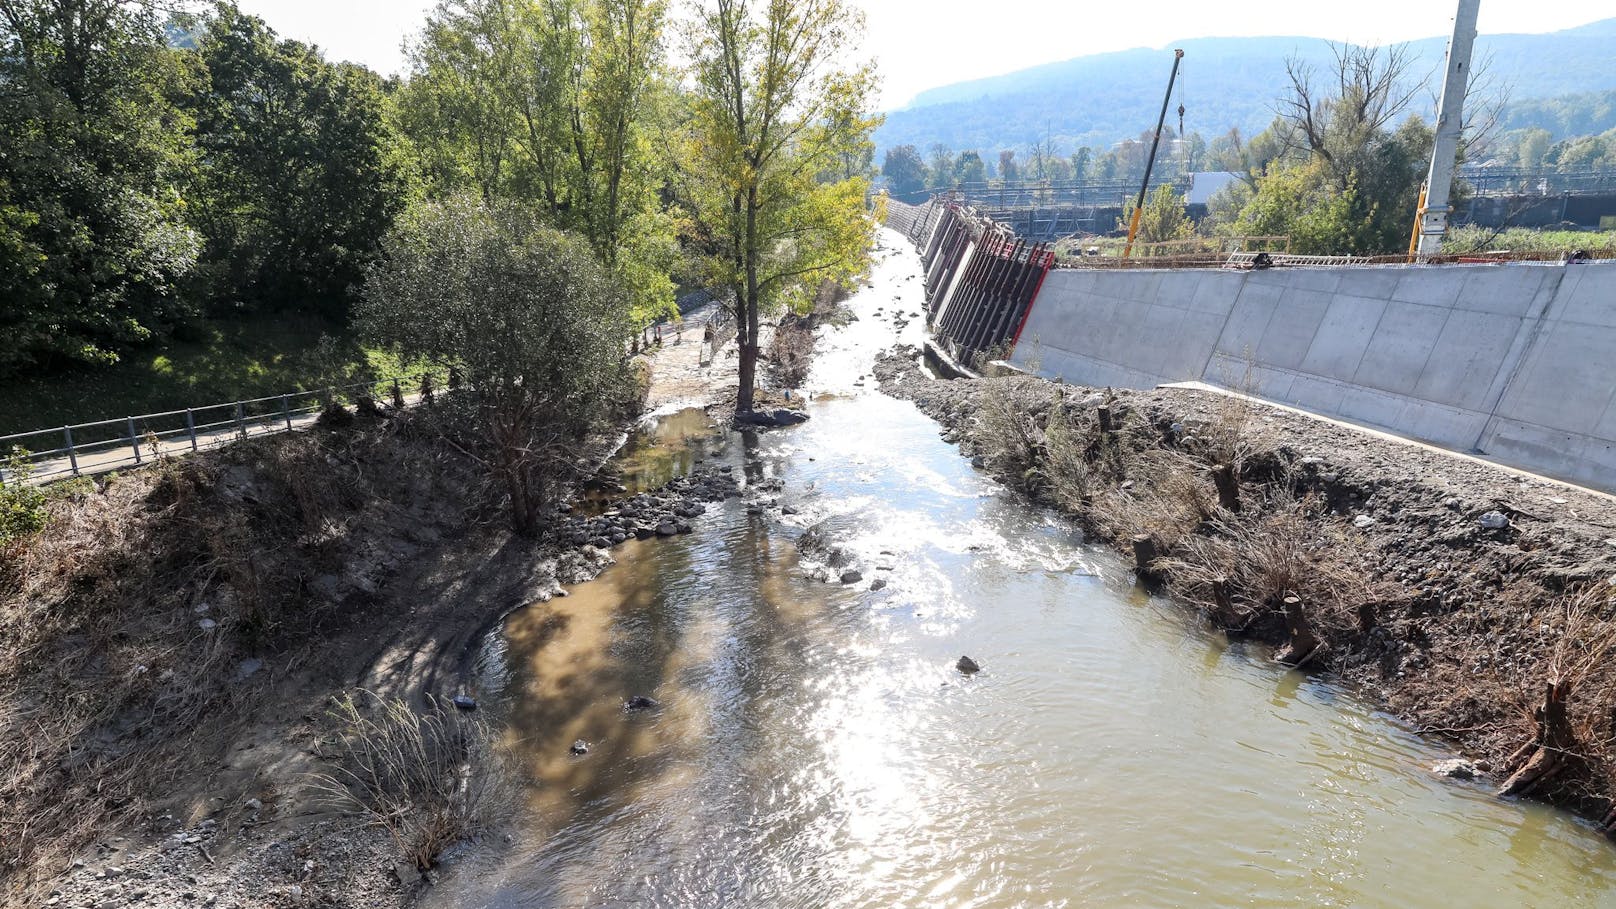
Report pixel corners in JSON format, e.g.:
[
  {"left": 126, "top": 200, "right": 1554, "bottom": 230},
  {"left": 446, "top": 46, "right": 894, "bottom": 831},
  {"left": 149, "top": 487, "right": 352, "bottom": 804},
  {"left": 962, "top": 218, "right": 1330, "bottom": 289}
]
[{"left": 1499, "top": 679, "right": 1579, "bottom": 798}]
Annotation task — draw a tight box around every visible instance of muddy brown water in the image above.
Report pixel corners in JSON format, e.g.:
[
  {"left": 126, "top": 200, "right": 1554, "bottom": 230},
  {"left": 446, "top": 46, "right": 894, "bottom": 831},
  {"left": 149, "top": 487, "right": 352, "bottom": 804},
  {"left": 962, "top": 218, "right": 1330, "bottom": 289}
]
[{"left": 431, "top": 232, "right": 1616, "bottom": 908}]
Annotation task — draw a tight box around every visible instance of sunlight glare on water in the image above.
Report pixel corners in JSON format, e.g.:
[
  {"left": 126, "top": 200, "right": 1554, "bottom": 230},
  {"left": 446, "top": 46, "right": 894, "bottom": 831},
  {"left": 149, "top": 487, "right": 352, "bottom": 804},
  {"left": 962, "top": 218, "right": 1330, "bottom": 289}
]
[{"left": 430, "top": 231, "right": 1616, "bottom": 909}]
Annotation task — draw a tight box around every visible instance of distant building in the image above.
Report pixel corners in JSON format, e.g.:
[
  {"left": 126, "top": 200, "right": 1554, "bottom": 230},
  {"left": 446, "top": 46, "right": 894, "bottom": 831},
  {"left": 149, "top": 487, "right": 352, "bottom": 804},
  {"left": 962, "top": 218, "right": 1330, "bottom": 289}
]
[{"left": 1186, "top": 172, "right": 1242, "bottom": 205}]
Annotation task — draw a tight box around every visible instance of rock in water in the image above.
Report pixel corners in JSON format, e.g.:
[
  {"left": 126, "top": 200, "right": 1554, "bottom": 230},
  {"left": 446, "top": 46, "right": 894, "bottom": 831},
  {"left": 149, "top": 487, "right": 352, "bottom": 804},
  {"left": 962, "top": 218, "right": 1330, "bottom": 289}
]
[
  {"left": 1432, "top": 758, "right": 1479, "bottom": 780},
  {"left": 624, "top": 695, "right": 661, "bottom": 712},
  {"left": 452, "top": 694, "right": 478, "bottom": 711},
  {"left": 869, "top": 578, "right": 888, "bottom": 591},
  {"left": 956, "top": 656, "right": 981, "bottom": 674},
  {"left": 839, "top": 569, "right": 863, "bottom": 585},
  {"left": 569, "top": 739, "right": 591, "bottom": 756}
]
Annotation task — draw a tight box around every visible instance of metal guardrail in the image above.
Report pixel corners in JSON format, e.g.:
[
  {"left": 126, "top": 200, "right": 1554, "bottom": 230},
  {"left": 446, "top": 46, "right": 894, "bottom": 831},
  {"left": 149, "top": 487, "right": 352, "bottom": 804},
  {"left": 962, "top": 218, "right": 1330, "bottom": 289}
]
[{"left": 0, "top": 374, "right": 433, "bottom": 486}]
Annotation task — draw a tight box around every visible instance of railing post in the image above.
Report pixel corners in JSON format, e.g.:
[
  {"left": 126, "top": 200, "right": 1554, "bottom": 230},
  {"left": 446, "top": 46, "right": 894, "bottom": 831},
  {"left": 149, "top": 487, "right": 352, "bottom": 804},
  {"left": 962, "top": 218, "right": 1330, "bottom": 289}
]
[
  {"left": 127, "top": 417, "right": 142, "bottom": 465},
  {"left": 282, "top": 394, "right": 293, "bottom": 431},
  {"left": 64, "top": 426, "right": 79, "bottom": 476},
  {"left": 186, "top": 408, "right": 198, "bottom": 451},
  {"left": 234, "top": 402, "right": 246, "bottom": 440}
]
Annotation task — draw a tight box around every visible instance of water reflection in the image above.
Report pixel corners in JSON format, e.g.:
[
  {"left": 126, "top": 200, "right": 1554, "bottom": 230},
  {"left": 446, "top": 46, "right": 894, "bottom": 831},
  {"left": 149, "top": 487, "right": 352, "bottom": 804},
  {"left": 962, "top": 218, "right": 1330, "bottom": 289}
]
[{"left": 427, "top": 233, "right": 1616, "bottom": 909}]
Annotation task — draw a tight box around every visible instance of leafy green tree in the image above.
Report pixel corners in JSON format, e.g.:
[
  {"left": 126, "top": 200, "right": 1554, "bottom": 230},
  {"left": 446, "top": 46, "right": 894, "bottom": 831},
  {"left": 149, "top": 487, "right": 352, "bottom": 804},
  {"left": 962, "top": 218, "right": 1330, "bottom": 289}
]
[
  {"left": 358, "top": 196, "right": 632, "bottom": 535},
  {"left": 1515, "top": 127, "right": 1553, "bottom": 169},
  {"left": 1120, "top": 183, "right": 1194, "bottom": 246},
  {"left": 397, "top": 0, "right": 676, "bottom": 321},
  {"left": 184, "top": 4, "right": 406, "bottom": 321},
  {"left": 1070, "top": 147, "right": 1090, "bottom": 183},
  {"left": 681, "top": 0, "right": 877, "bottom": 415},
  {"left": 881, "top": 144, "right": 928, "bottom": 196},
  {"left": 953, "top": 150, "right": 987, "bottom": 185},
  {"left": 0, "top": 0, "right": 200, "bottom": 376},
  {"left": 1224, "top": 45, "right": 1433, "bottom": 254}
]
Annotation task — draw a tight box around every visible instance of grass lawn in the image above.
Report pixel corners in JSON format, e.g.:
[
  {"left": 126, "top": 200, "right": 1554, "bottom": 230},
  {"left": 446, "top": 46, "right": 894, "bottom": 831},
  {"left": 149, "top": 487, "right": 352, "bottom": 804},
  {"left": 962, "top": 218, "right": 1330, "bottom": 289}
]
[{"left": 0, "top": 314, "right": 427, "bottom": 438}]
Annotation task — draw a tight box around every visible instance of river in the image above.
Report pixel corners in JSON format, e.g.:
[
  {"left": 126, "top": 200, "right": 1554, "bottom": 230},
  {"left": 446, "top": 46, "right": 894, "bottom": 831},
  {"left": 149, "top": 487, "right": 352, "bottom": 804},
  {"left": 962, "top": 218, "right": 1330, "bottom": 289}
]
[{"left": 430, "top": 230, "right": 1616, "bottom": 908}]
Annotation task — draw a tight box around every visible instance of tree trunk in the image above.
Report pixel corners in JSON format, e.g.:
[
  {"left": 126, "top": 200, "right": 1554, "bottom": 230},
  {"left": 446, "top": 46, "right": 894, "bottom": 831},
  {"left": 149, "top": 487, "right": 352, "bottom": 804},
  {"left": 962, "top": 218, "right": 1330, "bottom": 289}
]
[
  {"left": 1500, "top": 679, "right": 1579, "bottom": 798},
  {"left": 1212, "top": 463, "right": 1241, "bottom": 513},
  {"left": 1275, "top": 595, "right": 1319, "bottom": 665}
]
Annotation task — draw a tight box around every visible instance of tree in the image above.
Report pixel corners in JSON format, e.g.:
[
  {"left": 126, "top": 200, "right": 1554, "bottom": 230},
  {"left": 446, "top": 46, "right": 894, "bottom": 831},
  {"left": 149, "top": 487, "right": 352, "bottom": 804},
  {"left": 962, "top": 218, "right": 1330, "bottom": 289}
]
[
  {"left": 1225, "top": 43, "right": 1434, "bottom": 254},
  {"left": 397, "top": 0, "right": 677, "bottom": 321},
  {"left": 185, "top": 4, "right": 406, "bottom": 321},
  {"left": 881, "top": 144, "right": 928, "bottom": 197},
  {"left": 998, "top": 149, "right": 1018, "bottom": 183},
  {"left": 358, "top": 196, "right": 632, "bottom": 535},
  {"left": 0, "top": 0, "right": 200, "bottom": 376},
  {"left": 1070, "top": 147, "right": 1090, "bottom": 182},
  {"left": 680, "top": 0, "right": 877, "bottom": 415},
  {"left": 926, "top": 143, "right": 954, "bottom": 189},
  {"left": 1120, "top": 183, "right": 1194, "bottom": 247},
  {"left": 1515, "top": 127, "right": 1552, "bottom": 169},
  {"left": 953, "top": 150, "right": 986, "bottom": 185}
]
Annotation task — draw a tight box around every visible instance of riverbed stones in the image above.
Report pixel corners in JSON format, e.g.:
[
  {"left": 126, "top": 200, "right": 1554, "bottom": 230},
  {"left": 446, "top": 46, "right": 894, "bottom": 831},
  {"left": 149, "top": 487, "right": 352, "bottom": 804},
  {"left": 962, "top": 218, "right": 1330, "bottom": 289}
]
[
  {"left": 569, "top": 740, "right": 591, "bottom": 756},
  {"left": 655, "top": 522, "right": 678, "bottom": 537},
  {"left": 1479, "top": 511, "right": 1511, "bottom": 530},
  {"left": 869, "top": 578, "right": 888, "bottom": 591},
  {"left": 956, "top": 656, "right": 981, "bottom": 674},
  {"left": 623, "top": 695, "right": 660, "bottom": 712},
  {"left": 839, "top": 569, "right": 863, "bottom": 584},
  {"left": 452, "top": 695, "right": 477, "bottom": 711}
]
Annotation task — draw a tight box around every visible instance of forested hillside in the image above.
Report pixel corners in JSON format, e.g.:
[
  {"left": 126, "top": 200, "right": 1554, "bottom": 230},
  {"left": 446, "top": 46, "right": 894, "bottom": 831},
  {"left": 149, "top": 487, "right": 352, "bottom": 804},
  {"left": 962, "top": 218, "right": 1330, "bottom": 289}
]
[{"left": 876, "top": 19, "right": 1616, "bottom": 155}]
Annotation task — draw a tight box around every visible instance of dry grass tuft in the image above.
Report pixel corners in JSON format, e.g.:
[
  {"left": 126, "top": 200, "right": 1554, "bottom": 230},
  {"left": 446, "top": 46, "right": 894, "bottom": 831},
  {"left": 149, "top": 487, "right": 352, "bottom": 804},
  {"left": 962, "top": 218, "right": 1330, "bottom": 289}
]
[{"left": 313, "top": 692, "right": 513, "bottom": 871}]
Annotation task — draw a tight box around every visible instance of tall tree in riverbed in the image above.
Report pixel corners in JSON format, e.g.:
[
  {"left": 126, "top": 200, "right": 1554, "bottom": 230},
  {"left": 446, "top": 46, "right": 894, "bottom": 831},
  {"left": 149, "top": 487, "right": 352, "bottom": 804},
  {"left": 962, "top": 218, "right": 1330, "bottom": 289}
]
[{"left": 680, "top": 0, "right": 878, "bottom": 415}]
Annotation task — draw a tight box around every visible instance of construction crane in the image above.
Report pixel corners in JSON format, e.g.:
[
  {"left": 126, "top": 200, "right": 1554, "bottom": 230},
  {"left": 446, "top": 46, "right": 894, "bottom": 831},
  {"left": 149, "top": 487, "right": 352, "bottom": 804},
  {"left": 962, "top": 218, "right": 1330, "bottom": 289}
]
[
  {"left": 1411, "top": 0, "right": 1481, "bottom": 260},
  {"left": 1123, "top": 48, "right": 1184, "bottom": 259}
]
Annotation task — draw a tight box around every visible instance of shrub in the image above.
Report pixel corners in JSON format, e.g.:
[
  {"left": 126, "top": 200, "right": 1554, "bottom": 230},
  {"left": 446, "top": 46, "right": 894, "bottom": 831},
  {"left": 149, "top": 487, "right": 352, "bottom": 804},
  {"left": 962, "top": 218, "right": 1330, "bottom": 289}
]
[{"left": 0, "top": 448, "right": 47, "bottom": 545}]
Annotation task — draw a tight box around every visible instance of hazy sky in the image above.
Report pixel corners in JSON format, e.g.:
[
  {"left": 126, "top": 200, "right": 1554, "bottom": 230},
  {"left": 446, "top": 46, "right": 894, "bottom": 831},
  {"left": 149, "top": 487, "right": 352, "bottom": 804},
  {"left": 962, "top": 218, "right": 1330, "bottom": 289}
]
[{"left": 236, "top": 0, "right": 1613, "bottom": 109}]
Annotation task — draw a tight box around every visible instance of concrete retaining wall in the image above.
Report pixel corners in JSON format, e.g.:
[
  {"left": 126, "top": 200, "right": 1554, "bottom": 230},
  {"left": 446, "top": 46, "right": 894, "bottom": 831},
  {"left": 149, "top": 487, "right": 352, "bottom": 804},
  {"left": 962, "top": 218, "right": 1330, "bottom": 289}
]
[{"left": 1008, "top": 260, "right": 1616, "bottom": 491}]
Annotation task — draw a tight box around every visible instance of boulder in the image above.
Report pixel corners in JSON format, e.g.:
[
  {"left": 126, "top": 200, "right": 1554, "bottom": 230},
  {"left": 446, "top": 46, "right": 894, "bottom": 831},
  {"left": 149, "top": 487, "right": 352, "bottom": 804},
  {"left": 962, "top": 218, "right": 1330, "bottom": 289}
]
[{"left": 956, "top": 656, "right": 981, "bottom": 675}]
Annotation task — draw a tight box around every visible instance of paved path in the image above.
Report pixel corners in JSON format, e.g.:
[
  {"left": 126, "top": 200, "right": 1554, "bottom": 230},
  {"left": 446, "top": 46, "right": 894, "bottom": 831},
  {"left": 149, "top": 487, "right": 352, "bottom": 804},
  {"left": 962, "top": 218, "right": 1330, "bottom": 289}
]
[{"left": 14, "top": 308, "right": 746, "bottom": 486}]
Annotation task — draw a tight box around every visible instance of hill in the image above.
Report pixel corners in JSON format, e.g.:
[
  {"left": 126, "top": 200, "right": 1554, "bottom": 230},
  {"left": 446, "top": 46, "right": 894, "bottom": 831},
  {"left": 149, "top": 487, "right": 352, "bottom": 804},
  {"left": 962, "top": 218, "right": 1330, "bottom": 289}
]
[{"left": 876, "top": 19, "right": 1616, "bottom": 155}]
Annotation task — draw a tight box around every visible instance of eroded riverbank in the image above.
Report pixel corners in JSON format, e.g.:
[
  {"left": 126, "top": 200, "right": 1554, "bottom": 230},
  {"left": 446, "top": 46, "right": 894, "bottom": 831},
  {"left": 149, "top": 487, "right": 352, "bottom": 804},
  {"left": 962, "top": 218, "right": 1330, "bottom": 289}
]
[{"left": 425, "top": 230, "right": 1616, "bottom": 908}]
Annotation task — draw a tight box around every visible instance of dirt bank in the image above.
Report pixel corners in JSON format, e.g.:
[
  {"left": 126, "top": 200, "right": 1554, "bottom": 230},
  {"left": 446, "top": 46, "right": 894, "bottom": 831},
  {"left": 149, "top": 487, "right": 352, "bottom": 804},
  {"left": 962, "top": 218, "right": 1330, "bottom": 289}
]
[
  {"left": 3, "top": 331, "right": 757, "bottom": 907},
  {"left": 876, "top": 344, "right": 1616, "bottom": 832}
]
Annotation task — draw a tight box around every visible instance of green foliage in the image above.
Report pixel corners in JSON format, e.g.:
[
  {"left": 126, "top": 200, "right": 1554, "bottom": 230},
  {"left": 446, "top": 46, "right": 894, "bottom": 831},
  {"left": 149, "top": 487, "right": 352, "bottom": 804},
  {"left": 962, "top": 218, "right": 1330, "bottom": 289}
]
[
  {"left": 680, "top": 0, "right": 878, "bottom": 413},
  {"left": 183, "top": 4, "right": 407, "bottom": 321},
  {"left": 395, "top": 0, "right": 676, "bottom": 322},
  {"left": 1121, "top": 184, "right": 1195, "bottom": 246},
  {"left": 1444, "top": 225, "right": 1616, "bottom": 255},
  {"left": 358, "top": 195, "right": 632, "bottom": 533},
  {"left": 0, "top": 0, "right": 202, "bottom": 377},
  {"left": 0, "top": 447, "right": 48, "bottom": 544},
  {"left": 882, "top": 144, "right": 928, "bottom": 196},
  {"left": 953, "top": 150, "right": 987, "bottom": 185},
  {"left": 1209, "top": 45, "right": 1433, "bottom": 256},
  {"left": 1227, "top": 162, "right": 1366, "bottom": 255},
  {"left": 0, "top": 314, "right": 411, "bottom": 437}
]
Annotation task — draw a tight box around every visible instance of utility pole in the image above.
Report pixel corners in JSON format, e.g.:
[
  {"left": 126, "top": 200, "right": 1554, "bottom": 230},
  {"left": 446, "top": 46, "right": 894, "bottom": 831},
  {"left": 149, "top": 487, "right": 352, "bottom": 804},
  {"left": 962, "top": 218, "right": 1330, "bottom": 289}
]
[
  {"left": 1414, "top": 0, "right": 1480, "bottom": 260},
  {"left": 1124, "top": 49, "right": 1184, "bottom": 259}
]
